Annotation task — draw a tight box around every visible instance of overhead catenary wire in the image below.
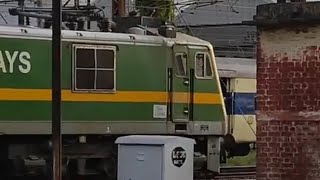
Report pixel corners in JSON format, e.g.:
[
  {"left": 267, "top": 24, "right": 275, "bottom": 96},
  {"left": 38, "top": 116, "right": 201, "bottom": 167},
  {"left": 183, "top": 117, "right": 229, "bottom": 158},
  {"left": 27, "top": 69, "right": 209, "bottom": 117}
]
[
  {"left": 0, "top": 13, "right": 7, "bottom": 23},
  {"left": 0, "top": 0, "right": 257, "bottom": 58},
  {"left": 0, "top": 0, "right": 256, "bottom": 21},
  {"left": 0, "top": 0, "right": 258, "bottom": 12}
]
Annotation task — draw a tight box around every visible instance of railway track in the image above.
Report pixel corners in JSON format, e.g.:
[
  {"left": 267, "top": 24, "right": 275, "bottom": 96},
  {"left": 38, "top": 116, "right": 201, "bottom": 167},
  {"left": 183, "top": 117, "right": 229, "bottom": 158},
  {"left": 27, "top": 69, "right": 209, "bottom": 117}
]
[
  {"left": 11, "top": 166, "right": 256, "bottom": 180},
  {"left": 195, "top": 166, "right": 256, "bottom": 180}
]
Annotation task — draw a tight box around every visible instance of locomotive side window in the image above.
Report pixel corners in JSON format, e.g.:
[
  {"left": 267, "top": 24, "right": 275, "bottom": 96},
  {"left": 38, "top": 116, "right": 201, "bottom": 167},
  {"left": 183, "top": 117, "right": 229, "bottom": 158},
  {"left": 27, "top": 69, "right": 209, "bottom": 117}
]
[
  {"left": 76, "top": 48, "right": 95, "bottom": 89},
  {"left": 96, "top": 49, "right": 115, "bottom": 90},
  {"left": 195, "top": 52, "right": 213, "bottom": 79},
  {"left": 74, "top": 45, "right": 116, "bottom": 92},
  {"left": 174, "top": 53, "right": 187, "bottom": 77}
]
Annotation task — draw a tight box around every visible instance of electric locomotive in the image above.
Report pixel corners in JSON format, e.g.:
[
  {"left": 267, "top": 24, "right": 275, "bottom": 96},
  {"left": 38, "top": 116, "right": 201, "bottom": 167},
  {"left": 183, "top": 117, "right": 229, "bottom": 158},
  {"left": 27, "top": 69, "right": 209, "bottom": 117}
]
[{"left": 0, "top": 23, "right": 228, "bottom": 179}]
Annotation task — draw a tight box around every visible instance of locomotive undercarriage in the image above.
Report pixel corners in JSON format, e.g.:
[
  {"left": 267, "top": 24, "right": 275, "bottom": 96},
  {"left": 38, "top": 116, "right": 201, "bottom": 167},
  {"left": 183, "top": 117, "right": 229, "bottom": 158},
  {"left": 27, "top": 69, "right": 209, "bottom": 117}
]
[
  {"left": 0, "top": 135, "right": 118, "bottom": 179},
  {"left": 0, "top": 134, "right": 213, "bottom": 180}
]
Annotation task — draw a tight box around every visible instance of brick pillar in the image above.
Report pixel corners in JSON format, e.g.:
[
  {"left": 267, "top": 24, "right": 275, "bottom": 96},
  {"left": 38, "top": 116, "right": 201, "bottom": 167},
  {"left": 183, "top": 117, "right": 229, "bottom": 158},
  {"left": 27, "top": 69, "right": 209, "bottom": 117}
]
[{"left": 255, "top": 2, "right": 320, "bottom": 180}]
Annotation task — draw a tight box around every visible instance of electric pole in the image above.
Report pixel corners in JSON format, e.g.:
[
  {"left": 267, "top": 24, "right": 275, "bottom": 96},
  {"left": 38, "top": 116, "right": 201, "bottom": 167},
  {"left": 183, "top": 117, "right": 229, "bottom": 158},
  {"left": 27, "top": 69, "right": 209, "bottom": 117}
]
[
  {"left": 52, "top": 0, "right": 62, "bottom": 178},
  {"left": 112, "top": 0, "right": 126, "bottom": 17}
]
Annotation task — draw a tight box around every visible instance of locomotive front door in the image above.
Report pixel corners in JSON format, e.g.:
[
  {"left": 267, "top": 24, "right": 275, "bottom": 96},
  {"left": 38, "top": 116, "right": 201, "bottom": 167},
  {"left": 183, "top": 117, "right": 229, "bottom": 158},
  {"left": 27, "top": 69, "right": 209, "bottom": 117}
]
[{"left": 170, "top": 44, "right": 191, "bottom": 122}]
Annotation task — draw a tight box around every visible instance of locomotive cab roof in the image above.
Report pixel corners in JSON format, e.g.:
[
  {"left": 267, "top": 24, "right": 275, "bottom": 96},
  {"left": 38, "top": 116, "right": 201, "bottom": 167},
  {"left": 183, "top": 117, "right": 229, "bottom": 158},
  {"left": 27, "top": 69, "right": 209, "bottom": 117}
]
[{"left": 0, "top": 25, "right": 211, "bottom": 48}]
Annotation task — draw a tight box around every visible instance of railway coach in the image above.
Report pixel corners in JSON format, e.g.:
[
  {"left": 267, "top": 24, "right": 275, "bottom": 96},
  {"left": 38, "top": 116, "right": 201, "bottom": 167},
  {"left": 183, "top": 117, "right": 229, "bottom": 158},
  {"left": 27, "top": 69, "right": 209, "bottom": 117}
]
[{"left": 216, "top": 57, "right": 256, "bottom": 160}]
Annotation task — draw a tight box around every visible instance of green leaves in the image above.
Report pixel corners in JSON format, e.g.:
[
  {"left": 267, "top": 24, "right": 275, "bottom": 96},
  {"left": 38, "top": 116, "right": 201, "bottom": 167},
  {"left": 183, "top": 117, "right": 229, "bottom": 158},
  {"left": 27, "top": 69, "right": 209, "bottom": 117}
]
[{"left": 135, "top": 0, "right": 175, "bottom": 22}]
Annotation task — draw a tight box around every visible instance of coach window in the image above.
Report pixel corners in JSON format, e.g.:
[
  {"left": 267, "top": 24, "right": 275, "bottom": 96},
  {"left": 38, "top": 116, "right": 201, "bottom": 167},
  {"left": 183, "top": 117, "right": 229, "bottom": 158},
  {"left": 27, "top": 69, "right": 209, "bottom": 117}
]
[
  {"left": 74, "top": 45, "right": 116, "bottom": 92},
  {"left": 195, "top": 52, "right": 213, "bottom": 79},
  {"left": 174, "top": 53, "right": 187, "bottom": 77}
]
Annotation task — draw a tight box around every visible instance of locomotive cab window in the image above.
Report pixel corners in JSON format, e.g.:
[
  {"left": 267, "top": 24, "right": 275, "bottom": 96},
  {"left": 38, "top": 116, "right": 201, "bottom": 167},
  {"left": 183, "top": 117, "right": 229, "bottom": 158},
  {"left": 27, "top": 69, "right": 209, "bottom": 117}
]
[
  {"left": 174, "top": 53, "right": 187, "bottom": 77},
  {"left": 73, "top": 45, "right": 116, "bottom": 92},
  {"left": 195, "top": 52, "right": 213, "bottom": 79}
]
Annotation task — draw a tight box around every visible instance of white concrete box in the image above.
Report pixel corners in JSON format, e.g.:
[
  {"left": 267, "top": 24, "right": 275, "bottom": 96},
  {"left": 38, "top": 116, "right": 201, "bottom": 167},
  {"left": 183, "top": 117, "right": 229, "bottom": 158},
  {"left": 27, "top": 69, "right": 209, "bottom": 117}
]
[{"left": 115, "top": 135, "right": 196, "bottom": 180}]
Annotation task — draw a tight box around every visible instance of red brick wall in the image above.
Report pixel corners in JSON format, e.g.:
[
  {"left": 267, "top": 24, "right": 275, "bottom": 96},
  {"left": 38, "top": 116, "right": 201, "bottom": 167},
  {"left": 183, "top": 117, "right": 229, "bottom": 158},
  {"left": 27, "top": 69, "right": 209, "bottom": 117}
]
[{"left": 256, "top": 25, "right": 320, "bottom": 180}]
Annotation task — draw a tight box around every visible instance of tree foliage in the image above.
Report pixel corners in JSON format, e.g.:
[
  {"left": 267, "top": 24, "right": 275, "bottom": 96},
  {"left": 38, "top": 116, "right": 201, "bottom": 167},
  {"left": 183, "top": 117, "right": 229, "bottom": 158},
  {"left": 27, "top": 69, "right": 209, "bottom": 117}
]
[{"left": 135, "top": 0, "right": 175, "bottom": 22}]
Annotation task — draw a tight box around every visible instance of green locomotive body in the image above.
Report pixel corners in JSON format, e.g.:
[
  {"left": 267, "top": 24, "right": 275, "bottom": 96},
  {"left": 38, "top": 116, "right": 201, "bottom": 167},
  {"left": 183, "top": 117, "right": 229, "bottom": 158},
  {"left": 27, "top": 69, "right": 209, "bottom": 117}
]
[{"left": 0, "top": 25, "right": 227, "bottom": 178}]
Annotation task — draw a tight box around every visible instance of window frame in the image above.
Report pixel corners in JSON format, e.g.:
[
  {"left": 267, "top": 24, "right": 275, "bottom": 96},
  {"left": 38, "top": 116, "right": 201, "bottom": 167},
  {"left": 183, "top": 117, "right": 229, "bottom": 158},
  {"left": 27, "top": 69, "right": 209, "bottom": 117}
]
[
  {"left": 194, "top": 52, "right": 214, "bottom": 79},
  {"left": 72, "top": 44, "right": 117, "bottom": 93},
  {"left": 174, "top": 52, "right": 188, "bottom": 78}
]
